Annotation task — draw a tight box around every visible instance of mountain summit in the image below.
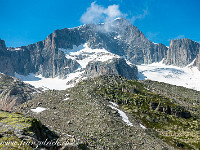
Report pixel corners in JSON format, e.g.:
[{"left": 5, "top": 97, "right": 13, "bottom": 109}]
[
  {"left": 0, "top": 18, "right": 199, "bottom": 81},
  {"left": 0, "top": 18, "right": 167, "bottom": 79}
]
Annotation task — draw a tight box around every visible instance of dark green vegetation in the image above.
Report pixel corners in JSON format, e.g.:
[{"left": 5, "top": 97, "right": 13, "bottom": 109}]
[
  {"left": 88, "top": 76, "right": 200, "bottom": 149},
  {"left": 0, "top": 111, "right": 58, "bottom": 149},
  {"left": 142, "top": 80, "right": 200, "bottom": 116}
]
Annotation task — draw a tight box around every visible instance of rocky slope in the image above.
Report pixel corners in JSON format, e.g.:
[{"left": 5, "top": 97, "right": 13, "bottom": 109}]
[
  {"left": 0, "top": 73, "right": 40, "bottom": 111},
  {"left": 16, "top": 75, "right": 200, "bottom": 149},
  {"left": 141, "top": 80, "right": 200, "bottom": 116},
  {"left": 16, "top": 76, "right": 176, "bottom": 150}
]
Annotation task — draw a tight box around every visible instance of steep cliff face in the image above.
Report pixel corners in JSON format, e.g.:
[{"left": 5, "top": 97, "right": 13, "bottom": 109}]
[
  {"left": 0, "top": 36, "right": 80, "bottom": 78},
  {"left": 0, "top": 39, "right": 15, "bottom": 75},
  {"left": 50, "top": 18, "right": 168, "bottom": 66},
  {"left": 85, "top": 58, "right": 138, "bottom": 80},
  {"left": 165, "top": 39, "right": 200, "bottom": 67},
  {"left": 195, "top": 53, "right": 200, "bottom": 70}
]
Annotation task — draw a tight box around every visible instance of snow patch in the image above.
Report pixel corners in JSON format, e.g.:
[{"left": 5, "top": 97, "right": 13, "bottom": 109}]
[
  {"left": 108, "top": 102, "right": 133, "bottom": 126},
  {"left": 109, "top": 101, "right": 119, "bottom": 107},
  {"left": 63, "top": 97, "right": 70, "bottom": 101},
  {"left": 31, "top": 107, "right": 46, "bottom": 113},
  {"left": 140, "top": 123, "right": 146, "bottom": 129},
  {"left": 14, "top": 47, "right": 21, "bottom": 51}
]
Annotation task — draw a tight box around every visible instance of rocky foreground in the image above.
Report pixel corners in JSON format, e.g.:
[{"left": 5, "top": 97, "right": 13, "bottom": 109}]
[{"left": 5, "top": 75, "right": 197, "bottom": 150}]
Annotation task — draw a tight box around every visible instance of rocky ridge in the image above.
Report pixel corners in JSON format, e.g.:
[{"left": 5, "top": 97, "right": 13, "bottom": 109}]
[
  {"left": 16, "top": 76, "right": 177, "bottom": 150},
  {"left": 1, "top": 19, "right": 200, "bottom": 81}
]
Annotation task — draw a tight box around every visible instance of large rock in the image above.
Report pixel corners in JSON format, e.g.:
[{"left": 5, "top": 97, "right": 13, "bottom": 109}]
[
  {"left": 85, "top": 58, "right": 138, "bottom": 80},
  {"left": 0, "top": 73, "right": 39, "bottom": 111}
]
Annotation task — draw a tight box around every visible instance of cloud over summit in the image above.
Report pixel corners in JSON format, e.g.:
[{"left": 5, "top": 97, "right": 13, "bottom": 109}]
[{"left": 80, "top": 2, "right": 124, "bottom": 24}]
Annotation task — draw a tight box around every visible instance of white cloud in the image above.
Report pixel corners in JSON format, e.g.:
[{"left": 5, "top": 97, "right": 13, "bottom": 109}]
[
  {"left": 128, "top": 9, "right": 148, "bottom": 24},
  {"left": 80, "top": 2, "right": 124, "bottom": 24}
]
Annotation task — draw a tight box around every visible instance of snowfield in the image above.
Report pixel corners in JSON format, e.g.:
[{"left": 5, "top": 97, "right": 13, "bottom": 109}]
[
  {"left": 15, "top": 72, "right": 83, "bottom": 90},
  {"left": 137, "top": 60, "right": 200, "bottom": 91}
]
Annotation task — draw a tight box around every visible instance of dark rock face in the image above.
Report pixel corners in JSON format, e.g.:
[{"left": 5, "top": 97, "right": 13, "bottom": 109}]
[
  {"left": 0, "top": 39, "right": 6, "bottom": 51},
  {"left": 0, "top": 38, "right": 80, "bottom": 78},
  {"left": 165, "top": 38, "right": 200, "bottom": 67},
  {"left": 0, "top": 73, "right": 39, "bottom": 111},
  {"left": 85, "top": 58, "right": 138, "bottom": 80}
]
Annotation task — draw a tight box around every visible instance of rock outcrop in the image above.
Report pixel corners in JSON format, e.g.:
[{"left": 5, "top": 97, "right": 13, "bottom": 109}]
[
  {"left": 0, "top": 39, "right": 6, "bottom": 51},
  {"left": 85, "top": 58, "right": 138, "bottom": 80},
  {"left": 0, "top": 110, "right": 59, "bottom": 149},
  {"left": 165, "top": 38, "right": 200, "bottom": 67},
  {"left": 0, "top": 73, "right": 39, "bottom": 111}
]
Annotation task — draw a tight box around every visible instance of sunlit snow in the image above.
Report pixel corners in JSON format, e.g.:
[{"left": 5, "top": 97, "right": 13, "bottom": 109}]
[
  {"left": 59, "top": 43, "right": 120, "bottom": 68},
  {"left": 31, "top": 107, "right": 46, "bottom": 113},
  {"left": 137, "top": 60, "right": 200, "bottom": 91},
  {"left": 139, "top": 123, "right": 146, "bottom": 129},
  {"left": 108, "top": 102, "right": 133, "bottom": 126},
  {"left": 15, "top": 71, "right": 84, "bottom": 90}
]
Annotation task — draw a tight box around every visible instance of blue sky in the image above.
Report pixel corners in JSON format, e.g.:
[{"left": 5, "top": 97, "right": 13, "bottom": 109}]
[{"left": 0, "top": 0, "right": 199, "bottom": 47}]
